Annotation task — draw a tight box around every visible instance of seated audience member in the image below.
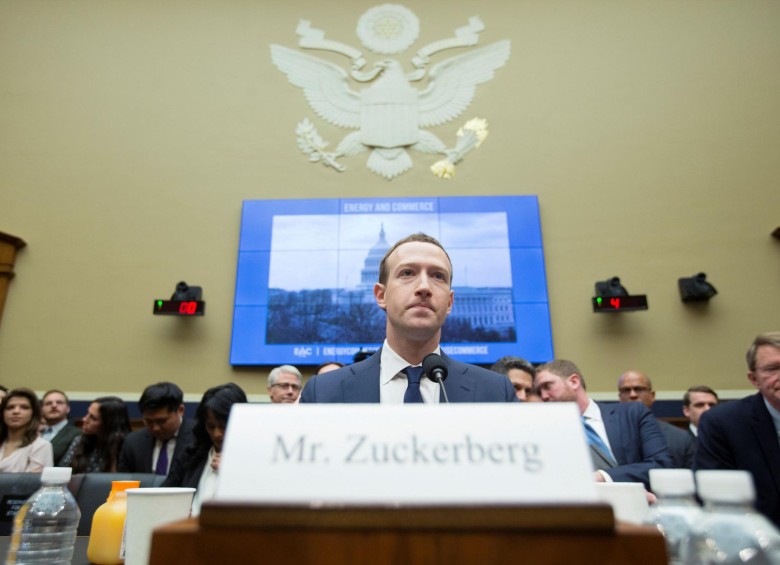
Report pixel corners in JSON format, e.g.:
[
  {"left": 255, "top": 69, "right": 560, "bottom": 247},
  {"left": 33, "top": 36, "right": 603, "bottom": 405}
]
[
  {"left": 40, "top": 389, "right": 82, "bottom": 464},
  {"left": 267, "top": 365, "right": 303, "bottom": 404},
  {"left": 119, "top": 382, "right": 194, "bottom": 475},
  {"left": 313, "top": 361, "right": 345, "bottom": 376},
  {"left": 0, "top": 385, "right": 8, "bottom": 403},
  {"left": 0, "top": 388, "right": 53, "bottom": 472},
  {"left": 163, "top": 382, "right": 247, "bottom": 516},
  {"left": 617, "top": 370, "right": 695, "bottom": 468},
  {"left": 535, "top": 359, "right": 672, "bottom": 488},
  {"left": 490, "top": 356, "right": 536, "bottom": 401},
  {"left": 682, "top": 385, "right": 719, "bottom": 437},
  {"left": 696, "top": 331, "right": 780, "bottom": 528},
  {"left": 60, "top": 396, "right": 131, "bottom": 473}
]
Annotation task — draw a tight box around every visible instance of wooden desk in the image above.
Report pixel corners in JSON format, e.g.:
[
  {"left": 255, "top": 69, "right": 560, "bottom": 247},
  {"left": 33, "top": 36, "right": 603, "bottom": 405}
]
[{"left": 149, "top": 503, "right": 668, "bottom": 565}]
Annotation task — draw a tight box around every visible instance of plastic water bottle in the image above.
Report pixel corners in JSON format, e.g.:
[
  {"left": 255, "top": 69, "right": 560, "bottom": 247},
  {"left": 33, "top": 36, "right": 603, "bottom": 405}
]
[
  {"left": 648, "top": 468, "right": 702, "bottom": 565},
  {"left": 5, "top": 466, "right": 80, "bottom": 565},
  {"left": 691, "top": 470, "right": 780, "bottom": 564}
]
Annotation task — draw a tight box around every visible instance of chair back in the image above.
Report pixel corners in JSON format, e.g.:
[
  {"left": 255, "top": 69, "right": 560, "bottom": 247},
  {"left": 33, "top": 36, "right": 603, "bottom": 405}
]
[
  {"left": 69, "top": 472, "right": 166, "bottom": 536},
  {"left": 0, "top": 473, "right": 43, "bottom": 535}
]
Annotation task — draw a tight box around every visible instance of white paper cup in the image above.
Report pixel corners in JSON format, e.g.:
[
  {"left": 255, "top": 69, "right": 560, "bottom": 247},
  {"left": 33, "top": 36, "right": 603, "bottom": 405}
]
[
  {"left": 123, "top": 487, "right": 196, "bottom": 565},
  {"left": 594, "top": 482, "right": 649, "bottom": 524}
]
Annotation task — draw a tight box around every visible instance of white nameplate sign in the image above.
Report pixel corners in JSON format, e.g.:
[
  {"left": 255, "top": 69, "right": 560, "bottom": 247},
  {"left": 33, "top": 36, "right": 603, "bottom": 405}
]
[{"left": 217, "top": 403, "right": 597, "bottom": 505}]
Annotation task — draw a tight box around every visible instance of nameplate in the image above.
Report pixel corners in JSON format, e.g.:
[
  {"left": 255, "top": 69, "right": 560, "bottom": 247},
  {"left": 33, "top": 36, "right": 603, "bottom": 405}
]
[{"left": 217, "top": 403, "right": 596, "bottom": 505}]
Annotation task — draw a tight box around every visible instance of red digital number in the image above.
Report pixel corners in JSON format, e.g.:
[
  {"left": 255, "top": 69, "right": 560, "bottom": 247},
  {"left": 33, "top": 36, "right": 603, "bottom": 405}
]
[
  {"left": 610, "top": 297, "right": 621, "bottom": 309},
  {"left": 178, "top": 301, "right": 197, "bottom": 315}
]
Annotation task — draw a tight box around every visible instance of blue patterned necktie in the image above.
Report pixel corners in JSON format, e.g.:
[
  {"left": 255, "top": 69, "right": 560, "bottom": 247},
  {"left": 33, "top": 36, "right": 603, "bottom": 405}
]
[
  {"left": 155, "top": 439, "right": 169, "bottom": 475},
  {"left": 582, "top": 418, "right": 617, "bottom": 466},
  {"left": 403, "top": 366, "right": 425, "bottom": 403}
]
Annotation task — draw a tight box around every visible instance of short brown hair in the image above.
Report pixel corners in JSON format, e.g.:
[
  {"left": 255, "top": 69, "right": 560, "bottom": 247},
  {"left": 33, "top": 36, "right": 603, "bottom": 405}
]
[
  {"left": 683, "top": 385, "right": 719, "bottom": 407},
  {"left": 536, "top": 359, "right": 587, "bottom": 390},
  {"left": 378, "top": 233, "right": 453, "bottom": 285},
  {"left": 746, "top": 331, "right": 780, "bottom": 371}
]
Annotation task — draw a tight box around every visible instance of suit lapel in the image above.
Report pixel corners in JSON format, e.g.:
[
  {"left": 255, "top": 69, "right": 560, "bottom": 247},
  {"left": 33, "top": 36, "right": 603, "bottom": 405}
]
[
  {"left": 750, "top": 394, "right": 780, "bottom": 495},
  {"left": 440, "top": 355, "right": 476, "bottom": 402},
  {"left": 599, "top": 402, "right": 624, "bottom": 465},
  {"left": 342, "top": 353, "right": 381, "bottom": 402}
]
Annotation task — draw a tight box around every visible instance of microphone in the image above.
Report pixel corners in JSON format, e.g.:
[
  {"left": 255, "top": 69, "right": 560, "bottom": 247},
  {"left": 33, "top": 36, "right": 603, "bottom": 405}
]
[{"left": 422, "top": 353, "right": 449, "bottom": 404}]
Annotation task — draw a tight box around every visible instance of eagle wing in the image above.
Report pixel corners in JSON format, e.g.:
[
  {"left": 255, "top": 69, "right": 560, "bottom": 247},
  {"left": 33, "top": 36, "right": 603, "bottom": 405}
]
[
  {"left": 270, "top": 45, "right": 362, "bottom": 129},
  {"left": 418, "top": 40, "right": 511, "bottom": 128}
]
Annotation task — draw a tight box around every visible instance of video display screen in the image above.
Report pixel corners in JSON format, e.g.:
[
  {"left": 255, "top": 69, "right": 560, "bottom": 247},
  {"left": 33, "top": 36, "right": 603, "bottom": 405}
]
[{"left": 230, "top": 196, "right": 553, "bottom": 366}]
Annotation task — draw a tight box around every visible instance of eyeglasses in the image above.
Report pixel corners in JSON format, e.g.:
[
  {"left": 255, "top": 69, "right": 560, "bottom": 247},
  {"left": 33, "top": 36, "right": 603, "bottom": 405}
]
[
  {"left": 756, "top": 365, "right": 780, "bottom": 376},
  {"left": 618, "top": 386, "right": 650, "bottom": 395},
  {"left": 271, "top": 383, "right": 302, "bottom": 391}
]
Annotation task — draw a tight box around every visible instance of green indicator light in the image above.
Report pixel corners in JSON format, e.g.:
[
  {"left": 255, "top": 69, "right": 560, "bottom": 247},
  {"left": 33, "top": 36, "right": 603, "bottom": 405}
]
[
  {"left": 157, "top": 300, "right": 163, "bottom": 308},
  {"left": 596, "top": 297, "right": 602, "bottom": 305}
]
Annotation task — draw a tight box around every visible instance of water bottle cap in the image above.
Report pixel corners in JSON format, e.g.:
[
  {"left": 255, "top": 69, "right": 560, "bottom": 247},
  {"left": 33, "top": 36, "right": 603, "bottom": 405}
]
[
  {"left": 41, "top": 466, "right": 72, "bottom": 483},
  {"left": 649, "top": 468, "right": 695, "bottom": 495},
  {"left": 696, "top": 470, "right": 755, "bottom": 503}
]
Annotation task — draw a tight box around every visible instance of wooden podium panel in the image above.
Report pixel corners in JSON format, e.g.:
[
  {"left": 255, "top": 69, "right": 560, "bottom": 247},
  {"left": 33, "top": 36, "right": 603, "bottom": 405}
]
[{"left": 149, "top": 504, "right": 667, "bottom": 565}]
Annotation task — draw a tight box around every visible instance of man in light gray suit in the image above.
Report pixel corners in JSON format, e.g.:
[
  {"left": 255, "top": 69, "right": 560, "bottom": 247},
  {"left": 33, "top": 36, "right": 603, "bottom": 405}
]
[{"left": 300, "top": 233, "right": 516, "bottom": 404}]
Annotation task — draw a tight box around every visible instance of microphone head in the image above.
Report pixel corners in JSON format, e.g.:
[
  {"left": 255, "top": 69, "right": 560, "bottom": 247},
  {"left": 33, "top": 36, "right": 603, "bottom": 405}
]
[{"left": 422, "top": 353, "right": 448, "bottom": 382}]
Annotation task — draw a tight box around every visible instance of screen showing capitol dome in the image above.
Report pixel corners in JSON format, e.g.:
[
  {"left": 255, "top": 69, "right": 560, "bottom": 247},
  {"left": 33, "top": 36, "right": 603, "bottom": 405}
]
[{"left": 230, "top": 196, "right": 553, "bottom": 365}]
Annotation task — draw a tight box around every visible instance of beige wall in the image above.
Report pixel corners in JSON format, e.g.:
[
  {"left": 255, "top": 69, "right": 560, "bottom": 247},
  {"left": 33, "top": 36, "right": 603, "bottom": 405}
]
[{"left": 1, "top": 0, "right": 778, "bottom": 403}]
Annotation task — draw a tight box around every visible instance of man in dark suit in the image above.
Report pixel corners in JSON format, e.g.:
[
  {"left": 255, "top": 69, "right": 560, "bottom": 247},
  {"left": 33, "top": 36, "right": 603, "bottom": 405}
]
[
  {"left": 40, "top": 390, "right": 82, "bottom": 464},
  {"left": 535, "top": 359, "right": 672, "bottom": 489},
  {"left": 301, "top": 233, "right": 516, "bottom": 404},
  {"left": 696, "top": 331, "right": 780, "bottom": 528},
  {"left": 682, "top": 385, "right": 719, "bottom": 438},
  {"left": 617, "top": 370, "right": 695, "bottom": 468},
  {"left": 118, "top": 382, "right": 194, "bottom": 476}
]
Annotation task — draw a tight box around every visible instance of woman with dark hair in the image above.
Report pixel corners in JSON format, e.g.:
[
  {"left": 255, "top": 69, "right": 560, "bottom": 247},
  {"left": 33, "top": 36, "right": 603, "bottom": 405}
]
[
  {"left": 60, "top": 396, "right": 131, "bottom": 473},
  {"left": 0, "top": 388, "right": 53, "bottom": 472},
  {"left": 164, "top": 382, "right": 247, "bottom": 515}
]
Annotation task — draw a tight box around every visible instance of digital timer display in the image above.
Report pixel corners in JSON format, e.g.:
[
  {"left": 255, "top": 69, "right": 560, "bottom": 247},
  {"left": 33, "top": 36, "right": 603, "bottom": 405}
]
[
  {"left": 592, "top": 295, "right": 648, "bottom": 313},
  {"left": 153, "top": 300, "right": 205, "bottom": 316}
]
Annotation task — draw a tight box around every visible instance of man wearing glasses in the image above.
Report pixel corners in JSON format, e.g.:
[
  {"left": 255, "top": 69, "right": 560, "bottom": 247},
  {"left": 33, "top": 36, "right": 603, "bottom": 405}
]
[
  {"left": 267, "top": 365, "right": 303, "bottom": 404},
  {"left": 696, "top": 331, "right": 780, "bottom": 528},
  {"left": 617, "top": 370, "right": 695, "bottom": 468}
]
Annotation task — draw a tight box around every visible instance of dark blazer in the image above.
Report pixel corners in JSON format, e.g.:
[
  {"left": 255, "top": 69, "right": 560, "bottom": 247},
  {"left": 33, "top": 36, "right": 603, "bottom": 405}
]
[
  {"left": 599, "top": 401, "right": 673, "bottom": 488},
  {"left": 50, "top": 423, "right": 82, "bottom": 465},
  {"left": 695, "top": 393, "right": 780, "bottom": 528},
  {"left": 162, "top": 451, "right": 207, "bottom": 489},
  {"left": 300, "top": 349, "right": 517, "bottom": 403},
  {"left": 117, "top": 419, "right": 195, "bottom": 474},
  {"left": 658, "top": 419, "right": 695, "bottom": 469}
]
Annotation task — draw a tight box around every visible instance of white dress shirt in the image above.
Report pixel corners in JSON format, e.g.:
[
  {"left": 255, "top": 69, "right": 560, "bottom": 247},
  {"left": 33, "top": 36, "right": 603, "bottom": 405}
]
[{"left": 379, "top": 340, "right": 441, "bottom": 404}]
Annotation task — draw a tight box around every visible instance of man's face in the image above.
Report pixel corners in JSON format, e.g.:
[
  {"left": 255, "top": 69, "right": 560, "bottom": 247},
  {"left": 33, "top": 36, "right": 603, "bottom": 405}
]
[
  {"left": 374, "top": 241, "right": 454, "bottom": 345},
  {"left": 748, "top": 345, "right": 780, "bottom": 411},
  {"left": 268, "top": 372, "right": 302, "bottom": 403},
  {"left": 507, "top": 368, "right": 534, "bottom": 401},
  {"left": 142, "top": 406, "right": 184, "bottom": 441},
  {"left": 41, "top": 392, "right": 70, "bottom": 425},
  {"left": 534, "top": 370, "right": 577, "bottom": 403},
  {"left": 617, "top": 371, "right": 655, "bottom": 409},
  {"left": 683, "top": 391, "right": 719, "bottom": 427}
]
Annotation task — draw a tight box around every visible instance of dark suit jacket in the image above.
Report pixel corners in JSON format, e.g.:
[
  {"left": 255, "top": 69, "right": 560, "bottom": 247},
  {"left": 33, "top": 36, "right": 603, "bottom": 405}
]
[
  {"left": 658, "top": 419, "right": 695, "bottom": 469},
  {"left": 50, "top": 423, "right": 81, "bottom": 465},
  {"left": 117, "top": 419, "right": 195, "bottom": 474},
  {"left": 695, "top": 393, "right": 780, "bottom": 528},
  {"left": 598, "top": 402, "right": 673, "bottom": 488},
  {"left": 162, "top": 451, "right": 207, "bottom": 489},
  {"left": 300, "top": 350, "right": 517, "bottom": 403}
]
